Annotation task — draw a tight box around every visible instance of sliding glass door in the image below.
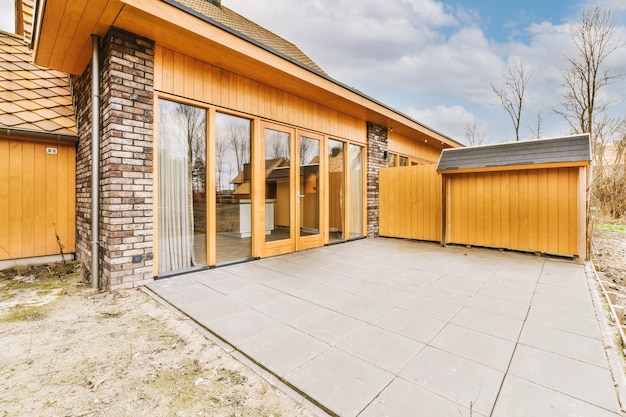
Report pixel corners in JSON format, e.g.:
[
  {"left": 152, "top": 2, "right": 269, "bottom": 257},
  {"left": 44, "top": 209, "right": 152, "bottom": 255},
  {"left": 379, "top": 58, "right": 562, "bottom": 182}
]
[{"left": 157, "top": 99, "right": 207, "bottom": 274}]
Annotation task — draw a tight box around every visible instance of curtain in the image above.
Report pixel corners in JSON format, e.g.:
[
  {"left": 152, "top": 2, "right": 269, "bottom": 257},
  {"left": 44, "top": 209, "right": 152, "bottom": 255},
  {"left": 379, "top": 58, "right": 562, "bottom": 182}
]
[{"left": 158, "top": 100, "right": 195, "bottom": 273}]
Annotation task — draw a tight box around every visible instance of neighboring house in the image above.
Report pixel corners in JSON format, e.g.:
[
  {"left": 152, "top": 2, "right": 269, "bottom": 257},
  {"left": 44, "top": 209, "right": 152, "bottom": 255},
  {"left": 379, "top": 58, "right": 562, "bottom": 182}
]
[
  {"left": 0, "top": 29, "right": 77, "bottom": 266},
  {"left": 28, "top": 0, "right": 462, "bottom": 289}
]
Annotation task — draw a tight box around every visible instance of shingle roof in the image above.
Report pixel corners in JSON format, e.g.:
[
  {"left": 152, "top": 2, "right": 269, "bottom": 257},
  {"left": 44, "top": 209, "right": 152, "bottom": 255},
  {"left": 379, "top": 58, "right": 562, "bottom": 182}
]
[
  {"left": 171, "top": 0, "right": 326, "bottom": 74},
  {"left": 0, "top": 31, "right": 76, "bottom": 136},
  {"left": 436, "top": 134, "right": 592, "bottom": 172}
]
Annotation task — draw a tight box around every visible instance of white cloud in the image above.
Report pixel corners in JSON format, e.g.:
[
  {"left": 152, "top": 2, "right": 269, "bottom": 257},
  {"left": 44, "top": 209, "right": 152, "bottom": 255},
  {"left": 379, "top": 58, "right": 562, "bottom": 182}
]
[
  {"left": 224, "top": 0, "right": 626, "bottom": 141},
  {"left": 404, "top": 104, "right": 485, "bottom": 142}
]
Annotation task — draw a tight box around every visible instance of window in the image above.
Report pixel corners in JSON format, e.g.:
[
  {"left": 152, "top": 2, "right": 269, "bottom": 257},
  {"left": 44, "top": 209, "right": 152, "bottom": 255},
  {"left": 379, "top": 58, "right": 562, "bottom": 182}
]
[
  {"left": 158, "top": 99, "right": 207, "bottom": 273},
  {"left": 215, "top": 112, "right": 252, "bottom": 263}
]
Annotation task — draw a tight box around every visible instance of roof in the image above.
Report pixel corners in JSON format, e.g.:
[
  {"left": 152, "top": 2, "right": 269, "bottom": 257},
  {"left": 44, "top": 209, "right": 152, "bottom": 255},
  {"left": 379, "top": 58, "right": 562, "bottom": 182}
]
[
  {"left": 0, "top": 31, "right": 76, "bottom": 136},
  {"left": 169, "top": 0, "right": 325, "bottom": 74},
  {"left": 436, "top": 134, "right": 592, "bottom": 173}
]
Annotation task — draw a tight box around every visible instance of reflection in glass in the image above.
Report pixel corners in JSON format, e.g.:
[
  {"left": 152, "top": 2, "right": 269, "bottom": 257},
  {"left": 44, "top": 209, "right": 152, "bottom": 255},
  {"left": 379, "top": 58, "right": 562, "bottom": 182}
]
[
  {"left": 328, "top": 139, "right": 345, "bottom": 242},
  {"left": 215, "top": 112, "right": 252, "bottom": 264},
  {"left": 399, "top": 155, "right": 408, "bottom": 166},
  {"left": 349, "top": 144, "right": 364, "bottom": 238},
  {"left": 388, "top": 152, "right": 396, "bottom": 167},
  {"left": 158, "top": 99, "right": 207, "bottom": 273},
  {"left": 299, "top": 136, "right": 320, "bottom": 237},
  {"left": 265, "top": 129, "right": 291, "bottom": 242}
]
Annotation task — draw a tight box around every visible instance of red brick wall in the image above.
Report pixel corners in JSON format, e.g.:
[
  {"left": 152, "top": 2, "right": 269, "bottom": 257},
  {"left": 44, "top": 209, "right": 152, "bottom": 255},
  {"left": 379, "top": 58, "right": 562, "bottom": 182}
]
[{"left": 71, "top": 28, "right": 155, "bottom": 290}]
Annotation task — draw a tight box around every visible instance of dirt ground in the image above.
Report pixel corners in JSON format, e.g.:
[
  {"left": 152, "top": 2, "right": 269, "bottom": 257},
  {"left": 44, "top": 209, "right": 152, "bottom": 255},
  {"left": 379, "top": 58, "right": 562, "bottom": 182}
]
[
  {"left": 0, "top": 263, "right": 317, "bottom": 417},
  {"left": 592, "top": 217, "right": 626, "bottom": 306}
]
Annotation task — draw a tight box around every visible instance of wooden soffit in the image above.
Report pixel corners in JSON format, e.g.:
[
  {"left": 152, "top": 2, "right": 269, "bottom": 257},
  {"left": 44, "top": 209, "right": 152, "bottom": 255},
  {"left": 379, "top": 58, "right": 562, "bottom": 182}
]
[{"left": 33, "top": 0, "right": 460, "bottom": 148}]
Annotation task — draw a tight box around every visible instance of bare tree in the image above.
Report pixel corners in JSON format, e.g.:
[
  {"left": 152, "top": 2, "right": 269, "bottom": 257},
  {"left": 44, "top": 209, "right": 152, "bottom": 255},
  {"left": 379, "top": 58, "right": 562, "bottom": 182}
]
[
  {"left": 554, "top": 5, "right": 625, "bottom": 221},
  {"left": 492, "top": 58, "right": 533, "bottom": 141},
  {"left": 215, "top": 135, "right": 228, "bottom": 193},
  {"left": 463, "top": 117, "right": 486, "bottom": 146},
  {"left": 553, "top": 6, "right": 623, "bottom": 140},
  {"left": 225, "top": 122, "right": 250, "bottom": 172},
  {"left": 267, "top": 131, "right": 289, "bottom": 159},
  {"left": 529, "top": 111, "right": 543, "bottom": 139}
]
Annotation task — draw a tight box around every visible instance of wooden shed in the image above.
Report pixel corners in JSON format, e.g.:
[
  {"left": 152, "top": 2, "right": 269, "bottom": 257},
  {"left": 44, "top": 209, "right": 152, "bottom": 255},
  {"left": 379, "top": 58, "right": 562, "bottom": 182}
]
[
  {"left": 0, "top": 31, "right": 77, "bottom": 266},
  {"left": 436, "top": 134, "right": 591, "bottom": 261}
]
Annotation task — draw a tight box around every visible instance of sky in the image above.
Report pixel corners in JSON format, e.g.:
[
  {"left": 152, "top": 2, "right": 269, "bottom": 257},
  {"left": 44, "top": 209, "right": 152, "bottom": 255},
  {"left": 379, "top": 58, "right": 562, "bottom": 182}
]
[
  {"left": 1, "top": 0, "right": 625, "bottom": 144},
  {"left": 224, "top": 0, "right": 626, "bottom": 144}
]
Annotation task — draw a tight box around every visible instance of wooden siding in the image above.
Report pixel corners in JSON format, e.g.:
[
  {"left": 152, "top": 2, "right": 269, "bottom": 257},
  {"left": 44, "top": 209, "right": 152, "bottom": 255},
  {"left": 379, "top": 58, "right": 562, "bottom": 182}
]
[
  {"left": 389, "top": 131, "right": 441, "bottom": 163},
  {"left": 154, "top": 46, "right": 366, "bottom": 144},
  {"left": 446, "top": 168, "right": 580, "bottom": 256},
  {"left": 0, "top": 137, "right": 76, "bottom": 260},
  {"left": 379, "top": 164, "right": 441, "bottom": 241}
]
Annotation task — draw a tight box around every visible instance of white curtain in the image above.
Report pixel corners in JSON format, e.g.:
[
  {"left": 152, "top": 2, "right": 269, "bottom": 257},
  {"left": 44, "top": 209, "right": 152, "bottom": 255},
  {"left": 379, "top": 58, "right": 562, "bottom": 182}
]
[
  {"left": 349, "top": 145, "right": 363, "bottom": 238},
  {"left": 158, "top": 100, "right": 195, "bottom": 273}
]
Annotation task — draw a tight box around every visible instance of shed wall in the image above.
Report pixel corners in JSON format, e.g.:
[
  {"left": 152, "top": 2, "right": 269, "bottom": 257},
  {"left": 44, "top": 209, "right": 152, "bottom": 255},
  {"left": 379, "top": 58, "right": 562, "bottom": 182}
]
[
  {"left": 445, "top": 167, "right": 580, "bottom": 256},
  {"left": 0, "top": 136, "right": 76, "bottom": 260}
]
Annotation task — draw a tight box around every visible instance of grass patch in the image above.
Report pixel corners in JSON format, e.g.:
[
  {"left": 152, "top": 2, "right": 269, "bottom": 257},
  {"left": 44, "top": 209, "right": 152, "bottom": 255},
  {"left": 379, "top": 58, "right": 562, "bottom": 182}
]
[{"left": 595, "top": 224, "right": 626, "bottom": 232}]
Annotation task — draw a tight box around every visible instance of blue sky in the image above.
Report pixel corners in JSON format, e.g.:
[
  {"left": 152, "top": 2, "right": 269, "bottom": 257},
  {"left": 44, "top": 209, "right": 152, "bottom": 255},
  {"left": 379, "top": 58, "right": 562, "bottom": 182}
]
[{"left": 1, "top": 0, "right": 625, "bottom": 144}]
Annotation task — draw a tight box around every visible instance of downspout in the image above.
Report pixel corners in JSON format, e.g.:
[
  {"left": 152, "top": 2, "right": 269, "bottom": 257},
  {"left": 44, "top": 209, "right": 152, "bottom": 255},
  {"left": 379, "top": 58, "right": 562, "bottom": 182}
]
[{"left": 91, "top": 35, "right": 100, "bottom": 290}]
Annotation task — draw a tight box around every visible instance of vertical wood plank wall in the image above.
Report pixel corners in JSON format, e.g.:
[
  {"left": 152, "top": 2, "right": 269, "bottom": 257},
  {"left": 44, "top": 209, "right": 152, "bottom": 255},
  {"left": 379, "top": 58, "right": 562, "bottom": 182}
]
[
  {"left": 379, "top": 164, "right": 442, "bottom": 242},
  {"left": 0, "top": 137, "right": 76, "bottom": 260},
  {"left": 154, "top": 46, "right": 365, "bottom": 144},
  {"left": 446, "top": 168, "right": 580, "bottom": 256}
]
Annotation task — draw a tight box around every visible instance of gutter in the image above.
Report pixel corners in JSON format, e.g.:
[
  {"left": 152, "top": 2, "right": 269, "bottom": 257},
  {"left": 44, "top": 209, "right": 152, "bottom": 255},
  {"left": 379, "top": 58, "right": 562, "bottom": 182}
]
[
  {"left": 91, "top": 35, "right": 100, "bottom": 290},
  {"left": 0, "top": 127, "right": 78, "bottom": 144}
]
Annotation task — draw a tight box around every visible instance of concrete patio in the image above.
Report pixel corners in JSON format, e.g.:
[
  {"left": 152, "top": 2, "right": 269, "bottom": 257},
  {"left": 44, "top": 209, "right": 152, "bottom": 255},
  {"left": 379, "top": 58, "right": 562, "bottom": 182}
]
[{"left": 146, "top": 238, "right": 625, "bottom": 417}]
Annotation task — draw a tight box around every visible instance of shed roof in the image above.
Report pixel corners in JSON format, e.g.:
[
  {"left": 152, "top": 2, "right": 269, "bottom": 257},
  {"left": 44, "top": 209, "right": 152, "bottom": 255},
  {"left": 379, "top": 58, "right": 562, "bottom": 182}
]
[
  {"left": 0, "top": 31, "right": 76, "bottom": 137},
  {"left": 436, "top": 134, "right": 591, "bottom": 173},
  {"left": 165, "top": 0, "right": 325, "bottom": 74}
]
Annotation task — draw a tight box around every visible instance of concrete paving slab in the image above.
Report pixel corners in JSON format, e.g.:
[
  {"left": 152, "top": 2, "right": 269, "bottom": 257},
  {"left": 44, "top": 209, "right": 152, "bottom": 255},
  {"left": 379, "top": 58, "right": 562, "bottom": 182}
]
[
  {"left": 239, "top": 326, "right": 329, "bottom": 377},
  {"left": 145, "top": 239, "right": 626, "bottom": 417},
  {"left": 373, "top": 307, "right": 447, "bottom": 344},
  {"left": 492, "top": 375, "right": 622, "bottom": 417},
  {"left": 360, "top": 377, "right": 484, "bottom": 417},
  {"left": 451, "top": 306, "right": 525, "bottom": 342},
  {"left": 526, "top": 304, "right": 602, "bottom": 339},
  {"left": 336, "top": 325, "right": 424, "bottom": 374},
  {"left": 518, "top": 321, "right": 608, "bottom": 368},
  {"left": 429, "top": 323, "right": 516, "bottom": 371},
  {"left": 508, "top": 344, "right": 621, "bottom": 412},
  {"left": 400, "top": 346, "right": 504, "bottom": 416},
  {"left": 285, "top": 348, "right": 394, "bottom": 417}
]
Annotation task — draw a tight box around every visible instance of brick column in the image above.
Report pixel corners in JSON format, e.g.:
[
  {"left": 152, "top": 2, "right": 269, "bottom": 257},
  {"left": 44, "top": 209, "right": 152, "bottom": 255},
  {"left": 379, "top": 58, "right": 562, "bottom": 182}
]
[
  {"left": 366, "top": 122, "right": 388, "bottom": 238},
  {"left": 99, "top": 28, "right": 155, "bottom": 290}
]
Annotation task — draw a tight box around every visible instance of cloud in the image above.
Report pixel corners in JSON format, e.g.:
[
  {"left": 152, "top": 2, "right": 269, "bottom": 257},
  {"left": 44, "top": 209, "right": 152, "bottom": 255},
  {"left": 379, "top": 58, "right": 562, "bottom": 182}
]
[
  {"left": 404, "top": 104, "right": 485, "bottom": 141},
  {"left": 0, "top": 0, "right": 14, "bottom": 33},
  {"left": 224, "top": 0, "right": 626, "bottom": 141}
]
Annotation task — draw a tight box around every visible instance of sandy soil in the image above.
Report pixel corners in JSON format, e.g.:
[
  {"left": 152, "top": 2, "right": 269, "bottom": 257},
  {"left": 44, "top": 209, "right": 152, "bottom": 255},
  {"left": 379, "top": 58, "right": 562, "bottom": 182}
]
[{"left": 0, "top": 263, "right": 317, "bottom": 417}]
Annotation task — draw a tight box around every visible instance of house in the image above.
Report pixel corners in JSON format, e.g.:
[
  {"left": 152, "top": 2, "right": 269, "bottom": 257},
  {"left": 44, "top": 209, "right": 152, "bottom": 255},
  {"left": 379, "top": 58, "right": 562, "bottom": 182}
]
[
  {"left": 0, "top": 28, "right": 77, "bottom": 267},
  {"left": 25, "top": 0, "right": 461, "bottom": 289}
]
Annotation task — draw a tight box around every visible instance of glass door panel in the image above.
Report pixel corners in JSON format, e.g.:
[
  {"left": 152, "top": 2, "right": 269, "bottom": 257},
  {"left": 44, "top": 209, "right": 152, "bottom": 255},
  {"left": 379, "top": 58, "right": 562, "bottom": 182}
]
[
  {"left": 349, "top": 144, "right": 364, "bottom": 238},
  {"left": 328, "top": 139, "right": 345, "bottom": 242},
  {"left": 299, "top": 135, "right": 320, "bottom": 237},
  {"left": 214, "top": 112, "right": 252, "bottom": 264},
  {"left": 158, "top": 99, "right": 207, "bottom": 274},
  {"left": 264, "top": 128, "right": 292, "bottom": 243}
]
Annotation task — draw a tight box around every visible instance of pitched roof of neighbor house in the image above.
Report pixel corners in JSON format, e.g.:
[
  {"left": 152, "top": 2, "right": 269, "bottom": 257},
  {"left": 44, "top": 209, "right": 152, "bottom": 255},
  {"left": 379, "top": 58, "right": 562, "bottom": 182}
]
[
  {"left": 168, "top": 0, "right": 326, "bottom": 74},
  {"left": 0, "top": 31, "right": 76, "bottom": 136},
  {"left": 436, "top": 134, "right": 592, "bottom": 172}
]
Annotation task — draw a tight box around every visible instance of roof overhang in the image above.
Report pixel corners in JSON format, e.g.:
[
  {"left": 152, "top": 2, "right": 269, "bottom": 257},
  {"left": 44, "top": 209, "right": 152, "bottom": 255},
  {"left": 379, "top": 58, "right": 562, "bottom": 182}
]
[{"left": 32, "top": 0, "right": 461, "bottom": 148}]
